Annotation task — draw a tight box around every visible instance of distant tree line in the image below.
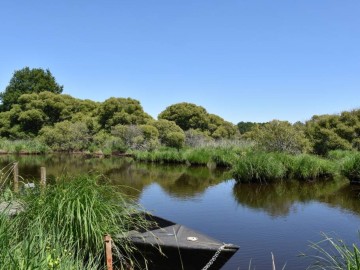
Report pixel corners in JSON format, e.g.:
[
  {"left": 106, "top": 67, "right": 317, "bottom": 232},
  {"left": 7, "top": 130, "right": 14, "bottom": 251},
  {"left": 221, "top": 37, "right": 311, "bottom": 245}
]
[{"left": 0, "top": 67, "right": 359, "bottom": 155}]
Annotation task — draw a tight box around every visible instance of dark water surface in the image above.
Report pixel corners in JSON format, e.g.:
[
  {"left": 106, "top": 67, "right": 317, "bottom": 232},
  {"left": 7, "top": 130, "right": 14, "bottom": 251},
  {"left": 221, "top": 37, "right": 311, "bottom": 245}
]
[{"left": 2, "top": 154, "right": 360, "bottom": 269}]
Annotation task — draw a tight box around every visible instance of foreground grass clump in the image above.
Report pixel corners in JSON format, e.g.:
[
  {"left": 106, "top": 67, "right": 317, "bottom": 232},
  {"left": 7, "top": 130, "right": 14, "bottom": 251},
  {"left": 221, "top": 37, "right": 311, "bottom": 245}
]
[
  {"left": 232, "top": 152, "right": 337, "bottom": 182},
  {"left": 0, "top": 175, "right": 149, "bottom": 269},
  {"left": 304, "top": 233, "right": 360, "bottom": 270}
]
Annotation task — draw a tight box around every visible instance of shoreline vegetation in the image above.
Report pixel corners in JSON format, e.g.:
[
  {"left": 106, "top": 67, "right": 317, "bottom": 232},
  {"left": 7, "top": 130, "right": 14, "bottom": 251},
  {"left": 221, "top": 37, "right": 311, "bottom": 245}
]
[
  {"left": 0, "top": 68, "right": 360, "bottom": 183},
  {"left": 1, "top": 138, "right": 360, "bottom": 183},
  {"left": 0, "top": 174, "right": 151, "bottom": 270}
]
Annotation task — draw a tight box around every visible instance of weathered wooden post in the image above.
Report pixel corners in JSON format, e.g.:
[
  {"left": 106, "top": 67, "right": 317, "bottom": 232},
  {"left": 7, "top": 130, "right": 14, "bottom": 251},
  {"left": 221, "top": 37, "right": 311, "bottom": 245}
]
[
  {"left": 13, "top": 162, "right": 19, "bottom": 193},
  {"left": 40, "top": 167, "right": 46, "bottom": 189},
  {"left": 104, "top": 235, "right": 113, "bottom": 270}
]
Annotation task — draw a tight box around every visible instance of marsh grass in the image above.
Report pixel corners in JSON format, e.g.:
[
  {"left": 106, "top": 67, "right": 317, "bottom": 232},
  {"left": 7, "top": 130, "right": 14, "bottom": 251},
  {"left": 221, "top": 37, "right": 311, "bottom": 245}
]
[
  {"left": 340, "top": 152, "right": 360, "bottom": 182},
  {"left": 0, "top": 174, "right": 150, "bottom": 269},
  {"left": 290, "top": 155, "right": 335, "bottom": 180},
  {"left": 232, "top": 152, "right": 337, "bottom": 182},
  {"left": 303, "top": 233, "right": 360, "bottom": 270},
  {"left": 232, "top": 152, "right": 287, "bottom": 182},
  {"left": 0, "top": 139, "right": 50, "bottom": 154},
  {"left": 133, "top": 145, "right": 243, "bottom": 168}
]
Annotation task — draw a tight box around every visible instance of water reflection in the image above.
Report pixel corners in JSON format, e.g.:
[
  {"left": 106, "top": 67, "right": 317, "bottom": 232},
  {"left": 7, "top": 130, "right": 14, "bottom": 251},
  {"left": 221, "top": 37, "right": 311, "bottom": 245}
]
[
  {"left": 233, "top": 180, "right": 350, "bottom": 217},
  {"left": 1, "top": 154, "right": 359, "bottom": 218},
  {"left": 0, "top": 154, "right": 230, "bottom": 199}
]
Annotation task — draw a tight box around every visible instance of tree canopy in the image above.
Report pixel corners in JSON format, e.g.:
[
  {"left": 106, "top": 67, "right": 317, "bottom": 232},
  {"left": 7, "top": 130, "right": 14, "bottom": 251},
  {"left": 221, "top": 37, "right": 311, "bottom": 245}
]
[
  {"left": 158, "top": 102, "right": 238, "bottom": 139},
  {"left": 0, "top": 67, "right": 63, "bottom": 111},
  {"left": 98, "top": 97, "right": 152, "bottom": 129},
  {"left": 244, "top": 120, "right": 311, "bottom": 154},
  {"left": 1, "top": 67, "right": 360, "bottom": 154}
]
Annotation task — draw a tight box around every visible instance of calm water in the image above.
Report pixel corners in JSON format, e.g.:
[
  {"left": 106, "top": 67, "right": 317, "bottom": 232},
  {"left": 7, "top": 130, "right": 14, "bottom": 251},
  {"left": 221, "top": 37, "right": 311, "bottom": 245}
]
[{"left": 2, "top": 154, "right": 360, "bottom": 269}]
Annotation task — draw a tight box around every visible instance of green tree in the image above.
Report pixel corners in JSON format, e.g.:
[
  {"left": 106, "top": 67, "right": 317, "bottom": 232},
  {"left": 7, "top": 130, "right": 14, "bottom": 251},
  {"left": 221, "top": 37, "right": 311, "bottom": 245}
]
[
  {"left": 152, "top": 119, "right": 185, "bottom": 148},
  {"left": 246, "top": 120, "right": 311, "bottom": 154},
  {"left": 0, "top": 67, "right": 63, "bottom": 111},
  {"left": 159, "top": 103, "right": 238, "bottom": 139},
  {"left": 98, "top": 97, "right": 152, "bottom": 129},
  {"left": 158, "top": 102, "right": 209, "bottom": 131},
  {"left": 237, "top": 121, "right": 265, "bottom": 134},
  {"left": 304, "top": 112, "right": 360, "bottom": 155},
  {"left": 1, "top": 91, "right": 98, "bottom": 137},
  {"left": 39, "top": 121, "right": 91, "bottom": 151}
]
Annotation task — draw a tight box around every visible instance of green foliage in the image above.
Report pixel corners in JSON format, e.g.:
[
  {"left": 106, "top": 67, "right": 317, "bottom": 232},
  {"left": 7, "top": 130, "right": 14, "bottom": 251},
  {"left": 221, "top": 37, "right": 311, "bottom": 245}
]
[
  {"left": 152, "top": 119, "right": 185, "bottom": 148},
  {"left": 184, "top": 129, "right": 213, "bottom": 147},
  {"left": 39, "top": 121, "right": 91, "bottom": 151},
  {"left": 0, "top": 139, "right": 50, "bottom": 154},
  {"left": 0, "top": 92, "right": 99, "bottom": 137},
  {"left": 111, "top": 124, "right": 159, "bottom": 151},
  {"left": 232, "top": 152, "right": 287, "bottom": 182},
  {"left": 246, "top": 120, "right": 311, "bottom": 154},
  {"left": 98, "top": 97, "right": 152, "bottom": 129},
  {"left": 0, "top": 175, "right": 150, "bottom": 269},
  {"left": 158, "top": 102, "right": 209, "bottom": 131},
  {"left": 0, "top": 67, "right": 63, "bottom": 112},
  {"left": 290, "top": 154, "right": 335, "bottom": 180},
  {"left": 132, "top": 147, "right": 185, "bottom": 163},
  {"left": 232, "top": 152, "right": 337, "bottom": 182},
  {"left": 158, "top": 102, "right": 238, "bottom": 139},
  {"left": 237, "top": 121, "right": 265, "bottom": 134},
  {"left": 305, "top": 111, "right": 360, "bottom": 155},
  {"left": 341, "top": 152, "right": 360, "bottom": 182},
  {"left": 133, "top": 144, "right": 243, "bottom": 167}
]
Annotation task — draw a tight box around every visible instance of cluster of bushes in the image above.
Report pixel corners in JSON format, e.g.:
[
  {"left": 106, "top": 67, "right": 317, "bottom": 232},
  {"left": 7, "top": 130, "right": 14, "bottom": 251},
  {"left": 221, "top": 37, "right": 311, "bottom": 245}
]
[
  {"left": 240, "top": 109, "right": 360, "bottom": 156},
  {"left": 0, "top": 68, "right": 242, "bottom": 154}
]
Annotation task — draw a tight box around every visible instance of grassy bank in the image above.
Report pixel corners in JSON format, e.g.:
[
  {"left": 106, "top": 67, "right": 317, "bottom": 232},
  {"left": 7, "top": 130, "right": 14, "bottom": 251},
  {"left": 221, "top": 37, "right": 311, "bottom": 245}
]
[
  {"left": 0, "top": 139, "right": 51, "bottom": 154},
  {"left": 131, "top": 143, "right": 246, "bottom": 168},
  {"left": 0, "top": 175, "right": 149, "bottom": 269},
  {"left": 1, "top": 137, "right": 360, "bottom": 183},
  {"left": 231, "top": 152, "right": 336, "bottom": 182}
]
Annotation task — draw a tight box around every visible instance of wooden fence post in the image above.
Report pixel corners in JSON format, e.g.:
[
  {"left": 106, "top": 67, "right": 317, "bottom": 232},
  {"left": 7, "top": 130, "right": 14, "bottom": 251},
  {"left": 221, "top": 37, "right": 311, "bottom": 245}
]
[
  {"left": 13, "top": 162, "right": 19, "bottom": 193},
  {"left": 40, "top": 167, "right": 46, "bottom": 189},
  {"left": 104, "top": 235, "right": 113, "bottom": 270}
]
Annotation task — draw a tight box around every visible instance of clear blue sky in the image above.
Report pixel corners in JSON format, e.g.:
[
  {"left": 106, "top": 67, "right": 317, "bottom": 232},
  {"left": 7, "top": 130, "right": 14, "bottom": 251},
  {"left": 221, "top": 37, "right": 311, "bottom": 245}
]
[{"left": 0, "top": 1, "right": 359, "bottom": 124}]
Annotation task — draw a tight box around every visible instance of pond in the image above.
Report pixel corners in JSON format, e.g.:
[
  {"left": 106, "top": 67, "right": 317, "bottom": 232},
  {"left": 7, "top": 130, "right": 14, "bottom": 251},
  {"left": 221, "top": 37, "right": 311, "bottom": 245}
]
[{"left": 1, "top": 154, "right": 360, "bottom": 269}]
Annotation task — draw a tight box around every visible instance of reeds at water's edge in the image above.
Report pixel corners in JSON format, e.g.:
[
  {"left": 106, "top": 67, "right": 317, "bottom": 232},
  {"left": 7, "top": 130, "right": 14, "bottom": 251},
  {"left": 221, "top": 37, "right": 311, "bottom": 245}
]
[{"left": 0, "top": 174, "right": 151, "bottom": 269}]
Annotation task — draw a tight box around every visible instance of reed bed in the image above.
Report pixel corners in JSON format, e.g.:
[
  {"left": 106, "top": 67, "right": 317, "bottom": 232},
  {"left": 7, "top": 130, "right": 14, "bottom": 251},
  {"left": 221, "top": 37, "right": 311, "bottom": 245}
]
[
  {"left": 0, "top": 175, "right": 150, "bottom": 269},
  {"left": 232, "top": 152, "right": 287, "bottom": 182},
  {"left": 132, "top": 145, "right": 243, "bottom": 168},
  {"left": 232, "top": 152, "right": 337, "bottom": 182},
  {"left": 0, "top": 139, "right": 50, "bottom": 154},
  {"left": 340, "top": 152, "right": 360, "bottom": 182}
]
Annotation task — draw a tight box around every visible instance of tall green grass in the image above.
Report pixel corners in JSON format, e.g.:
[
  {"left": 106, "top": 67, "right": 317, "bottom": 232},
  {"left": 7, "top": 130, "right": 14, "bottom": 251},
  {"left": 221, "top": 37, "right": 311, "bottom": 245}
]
[
  {"left": 232, "top": 152, "right": 287, "bottom": 182},
  {"left": 132, "top": 145, "right": 242, "bottom": 167},
  {"left": 0, "top": 175, "right": 150, "bottom": 269},
  {"left": 232, "top": 152, "right": 337, "bottom": 182},
  {"left": 0, "top": 139, "right": 51, "bottom": 154},
  {"left": 290, "top": 154, "right": 335, "bottom": 180},
  {"left": 341, "top": 152, "right": 360, "bottom": 182},
  {"left": 304, "top": 233, "right": 360, "bottom": 270}
]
